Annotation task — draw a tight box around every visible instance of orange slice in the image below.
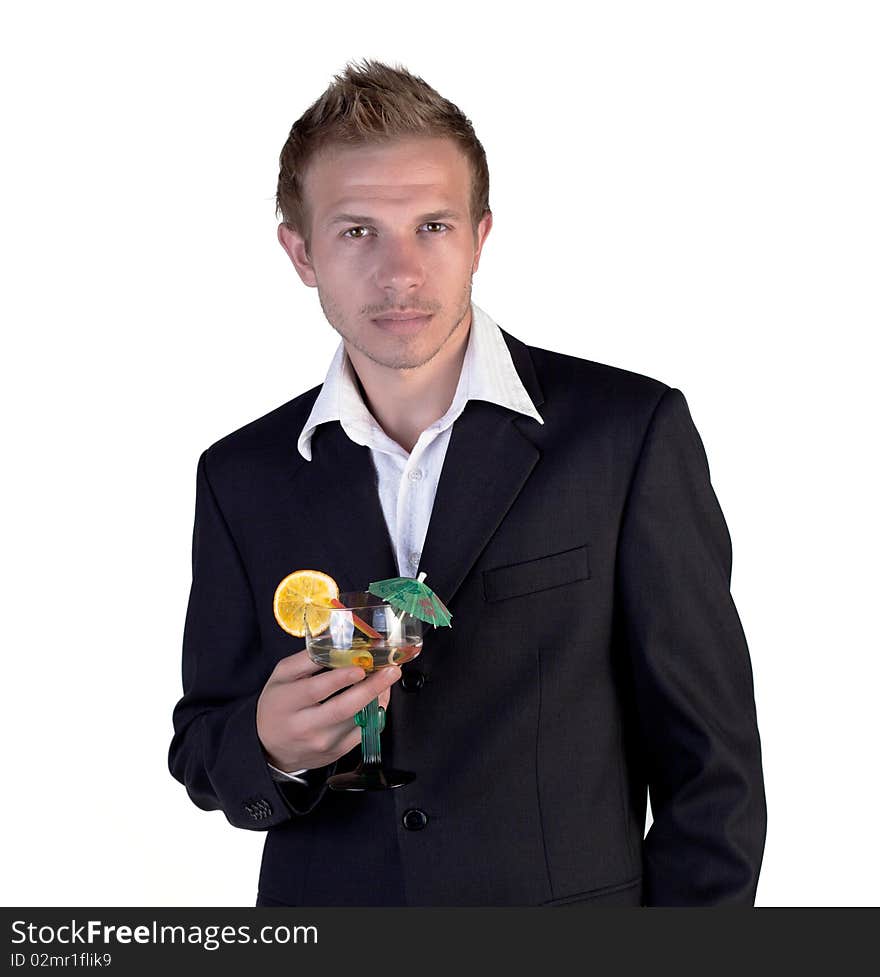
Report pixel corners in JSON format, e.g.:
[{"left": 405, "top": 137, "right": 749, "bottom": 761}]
[{"left": 273, "top": 569, "right": 339, "bottom": 638}]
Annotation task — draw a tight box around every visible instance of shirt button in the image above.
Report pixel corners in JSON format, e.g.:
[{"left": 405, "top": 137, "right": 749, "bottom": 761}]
[
  {"left": 408, "top": 469, "right": 423, "bottom": 481},
  {"left": 409, "top": 551, "right": 420, "bottom": 567}
]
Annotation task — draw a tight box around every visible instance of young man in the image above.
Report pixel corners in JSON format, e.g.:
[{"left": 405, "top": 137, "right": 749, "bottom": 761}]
[{"left": 168, "top": 59, "right": 767, "bottom": 907}]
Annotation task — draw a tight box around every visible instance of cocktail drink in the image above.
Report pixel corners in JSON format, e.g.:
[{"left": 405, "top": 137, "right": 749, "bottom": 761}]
[
  {"left": 274, "top": 570, "right": 449, "bottom": 790},
  {"left": 303, "top": 591, "right": 425, "bottom": 791}
]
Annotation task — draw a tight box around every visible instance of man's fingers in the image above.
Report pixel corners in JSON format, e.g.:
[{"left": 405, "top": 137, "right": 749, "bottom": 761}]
[
  {"left": 304, "top": 662, "right": 403, "bottom": 709},
  {"left": 323, "top": 686, "right": 392, "bottom": 757},
  {"left": 317, "top": 666, "right": 401, "bottom": 725},
  {"left": 271, "top": 647, "right": 323, "bottom": 682},
  {"left": 301, "top": 665, "right": 373, "bottom": 705},
  {"left": 327, "top": 725, "right": 363, "bottom": 758}
]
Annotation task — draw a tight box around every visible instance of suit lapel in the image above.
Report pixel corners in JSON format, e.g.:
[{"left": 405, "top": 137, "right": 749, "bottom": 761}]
[
  {"left": 417, "top": 403, "right": 541, "bottom": 612},
  {"left": 287, "top": 421, "right": 399, "bottom": 595},
  {"left": 288, "top": 327, "right": 545, "bottom": 609},
  {"left": 417, "top": 328, "right": 545, "bottom": 609}
]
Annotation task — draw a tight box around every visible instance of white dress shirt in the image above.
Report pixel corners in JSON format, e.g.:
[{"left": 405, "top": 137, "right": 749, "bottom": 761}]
[{"left": 268, "top": 301, "right": 544, "bottom": 783}]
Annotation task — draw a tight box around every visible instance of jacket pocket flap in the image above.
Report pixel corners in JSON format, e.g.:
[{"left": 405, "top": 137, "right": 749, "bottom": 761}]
[{"left": 483, "top": 544, "right": 591, "bottom": 602}]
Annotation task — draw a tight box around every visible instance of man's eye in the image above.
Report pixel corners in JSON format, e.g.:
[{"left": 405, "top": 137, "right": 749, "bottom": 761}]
[{"left": 341, "top": 222, "right": 449, "bottom": 239}]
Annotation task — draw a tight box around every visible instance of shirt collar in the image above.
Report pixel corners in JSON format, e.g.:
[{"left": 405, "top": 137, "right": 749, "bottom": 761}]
[{"left": 297, "top": 301, "right": 544, "bottom": 462}]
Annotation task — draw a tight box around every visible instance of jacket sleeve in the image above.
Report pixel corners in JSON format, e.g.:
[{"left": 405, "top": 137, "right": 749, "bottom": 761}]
[
  {"left": 167, "top": 448, "right": 336, "bottom": 829},
  {"left": 615, "top": 387, "right": 767, "bottom": 905}
]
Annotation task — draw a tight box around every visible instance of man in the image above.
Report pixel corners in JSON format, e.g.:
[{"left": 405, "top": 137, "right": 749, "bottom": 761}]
[{"left": 168, "top": 58, "right": 767, "bottom": 907}]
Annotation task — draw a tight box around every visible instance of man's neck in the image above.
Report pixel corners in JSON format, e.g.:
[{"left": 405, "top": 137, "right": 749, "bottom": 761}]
[{"left": 345, "top": 307, "right": 472, "bottom": 455}]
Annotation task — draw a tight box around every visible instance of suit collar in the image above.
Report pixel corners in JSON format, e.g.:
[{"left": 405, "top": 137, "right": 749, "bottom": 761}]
[
  {"left": 287, "top": 325, "right": 544, "bottom": 612},
  {"left": 296, "top": 302, "right": 543, "bottom": 461},
  {"left": 498, "top": 324, "right": 544, "bottom": 413}
]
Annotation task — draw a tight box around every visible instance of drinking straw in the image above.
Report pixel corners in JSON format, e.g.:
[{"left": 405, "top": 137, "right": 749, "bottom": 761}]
[{"left": 329, "top": 597, "right": 381, "bottom": 639}]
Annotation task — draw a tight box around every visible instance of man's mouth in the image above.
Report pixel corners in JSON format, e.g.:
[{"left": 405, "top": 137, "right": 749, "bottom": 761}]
[{"left": 371, "top": 313, "right": 433, "bottom": 334}]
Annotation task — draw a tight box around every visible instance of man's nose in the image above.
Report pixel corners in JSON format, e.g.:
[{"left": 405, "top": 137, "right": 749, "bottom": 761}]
[{"left": 373, "top": 237, "right": 426, "bottom": 292}]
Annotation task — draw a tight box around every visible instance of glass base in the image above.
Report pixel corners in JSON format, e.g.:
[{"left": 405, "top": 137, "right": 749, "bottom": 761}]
[{"left": 327, "top": 765, "right": 415, "bottom": 791}]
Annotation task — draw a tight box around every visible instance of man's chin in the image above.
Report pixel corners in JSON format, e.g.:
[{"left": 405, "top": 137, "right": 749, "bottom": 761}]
[{"left": 364, "top": 350, "right": 437, "bottom": 371}]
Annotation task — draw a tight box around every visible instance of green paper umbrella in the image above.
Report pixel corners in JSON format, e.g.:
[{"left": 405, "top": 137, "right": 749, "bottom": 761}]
[{"left": 367, "top": 571, "right": 452, "bottom": 628}]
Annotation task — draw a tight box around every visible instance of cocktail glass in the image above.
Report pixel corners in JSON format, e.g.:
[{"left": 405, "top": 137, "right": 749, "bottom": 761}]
[{"left": 303, "top": 591, "right": 424, "bottom": 791}]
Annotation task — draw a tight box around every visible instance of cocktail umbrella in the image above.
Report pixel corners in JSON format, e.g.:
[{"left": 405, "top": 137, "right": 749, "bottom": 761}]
[{"left": 367, "top": 571, "right": 453, "bottom": 628}]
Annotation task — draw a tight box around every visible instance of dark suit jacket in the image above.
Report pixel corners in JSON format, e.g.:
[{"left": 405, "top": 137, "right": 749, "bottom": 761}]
[{"left": 168, "top": 327, "right": 767, "bottom": 907}]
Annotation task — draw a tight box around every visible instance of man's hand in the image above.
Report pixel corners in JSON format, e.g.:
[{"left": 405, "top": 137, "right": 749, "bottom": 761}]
[{"left": 256, "top": 648, "right": 402, "bottom": 772}]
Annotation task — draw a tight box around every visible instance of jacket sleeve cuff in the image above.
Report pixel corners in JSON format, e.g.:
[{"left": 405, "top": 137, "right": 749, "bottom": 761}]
[
  {"left": 273, "top": 762, "right": 339, "bottom": 815},
  {"left": 204, "top": 691, "right": 335, "bottom": 827}
]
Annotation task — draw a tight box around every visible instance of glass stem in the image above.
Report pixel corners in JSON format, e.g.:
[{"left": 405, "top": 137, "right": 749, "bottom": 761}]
[{"left": 355, "top": 696, "right": 385, "bottom": 767}]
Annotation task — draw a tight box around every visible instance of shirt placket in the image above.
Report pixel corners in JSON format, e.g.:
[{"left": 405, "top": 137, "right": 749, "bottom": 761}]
[{"left": 396, "top": 434, "right": 434, "bottom": 577}]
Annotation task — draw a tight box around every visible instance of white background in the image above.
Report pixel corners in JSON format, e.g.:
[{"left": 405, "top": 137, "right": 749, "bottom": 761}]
[{"left": 2, "top": 1, "right": 877, "bottom": 908}]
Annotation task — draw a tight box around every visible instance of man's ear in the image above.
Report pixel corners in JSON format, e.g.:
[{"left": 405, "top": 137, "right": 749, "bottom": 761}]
[
  {"left": 471, "top": 210, "right": 493, "bottom": 274},
  {"left": 277, "top": 222, "right": 317, "bottom": 287}
]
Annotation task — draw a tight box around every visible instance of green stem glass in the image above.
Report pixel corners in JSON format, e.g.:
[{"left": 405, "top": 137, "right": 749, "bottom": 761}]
[
  {"left": 304, "top": 594, "right": 424, "bottom": 792},
  {"left": 354, "top": 697, "right": 385, "bottom": 766},
  {"left": 326, "top": 692, "right": 414, "bottom": 791}
]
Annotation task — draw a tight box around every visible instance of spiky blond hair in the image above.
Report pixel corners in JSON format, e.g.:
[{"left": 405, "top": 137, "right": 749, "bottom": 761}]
[{"left": 276, "top": 58, "right": 490, "bottom": 251}]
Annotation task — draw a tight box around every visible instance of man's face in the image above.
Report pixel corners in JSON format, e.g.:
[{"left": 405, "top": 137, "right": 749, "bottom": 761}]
[{"left": 277, "top": 136, "right": 492, "bottom": 371}]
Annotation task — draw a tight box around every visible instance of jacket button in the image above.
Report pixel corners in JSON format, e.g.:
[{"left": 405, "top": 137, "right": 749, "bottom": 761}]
[
  {"left": 401, "top": 670, "right": 425, "bottom": 692},
  {"left": 402, "top": 808, "right": 428, "bottom": 831}
]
